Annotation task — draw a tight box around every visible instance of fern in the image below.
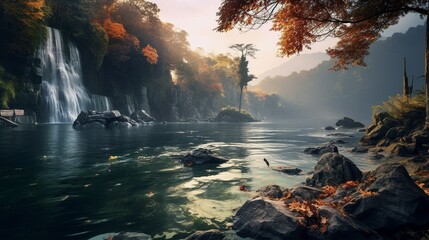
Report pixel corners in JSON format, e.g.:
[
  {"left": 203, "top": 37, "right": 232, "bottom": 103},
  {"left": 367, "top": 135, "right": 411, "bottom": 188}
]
[{"left": 0, "top": 67, "right": 16, "bottom": 109}]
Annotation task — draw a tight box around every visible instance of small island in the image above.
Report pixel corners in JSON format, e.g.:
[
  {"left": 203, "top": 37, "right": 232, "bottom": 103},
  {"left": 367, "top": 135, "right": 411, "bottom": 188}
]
[{"left": 212, "top": 107, "right": 258, "bottom": 122}]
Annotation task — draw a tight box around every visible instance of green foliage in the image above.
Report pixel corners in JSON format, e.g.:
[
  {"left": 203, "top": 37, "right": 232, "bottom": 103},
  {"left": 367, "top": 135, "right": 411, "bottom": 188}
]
[
  {"left": 0, "top": 67, "right": 16, "bottom": 109},
  {"left": 214, "top": 106, "right": 256, "bottom": 122},
  {"left": 1, "top": 0, "right": 48, "bottom": 55},
  {"left": 372, "top": 93, "right": 425, "bottom": 120}
]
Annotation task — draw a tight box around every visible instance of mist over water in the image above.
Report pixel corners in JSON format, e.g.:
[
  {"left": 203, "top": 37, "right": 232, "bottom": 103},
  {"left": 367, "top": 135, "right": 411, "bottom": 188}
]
[{"left": 0, "top": 122, "right": 382, "bottom": 239}]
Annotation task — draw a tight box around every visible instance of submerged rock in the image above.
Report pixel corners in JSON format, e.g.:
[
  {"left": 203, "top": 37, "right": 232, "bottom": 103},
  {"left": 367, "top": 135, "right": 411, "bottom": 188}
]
[
  {"left": 181, "top": 148, "right": 229, "bottom": 166},
  {"left": 185, "top": 229, "right": 225, "bottom": 240},
  {"left": 113, "top": 232, "right": 152, "bottom": 240},
  {"left": 324, "top": 126, "right": 335, "bottom": 130},
  {"left": 335, "top": 117, "right": 365, "bottom": 129},
  {"left": 304, "top": 144, "right": 338, "bottom": 155},
  {"left": 271, "top": 166, "right": 303, "bottom": 175},
  {"left": 306, "top": 153, "right": 362, "bottom": 187}
]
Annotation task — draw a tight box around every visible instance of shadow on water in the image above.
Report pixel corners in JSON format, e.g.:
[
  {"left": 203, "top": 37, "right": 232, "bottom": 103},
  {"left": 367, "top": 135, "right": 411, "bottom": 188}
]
[{"left": 0, "top": 122, "right": 379, "bottom": 239}]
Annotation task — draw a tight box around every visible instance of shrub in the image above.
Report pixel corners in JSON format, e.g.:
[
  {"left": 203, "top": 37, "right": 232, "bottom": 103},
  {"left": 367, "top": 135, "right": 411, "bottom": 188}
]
[{"left": 372, "top": 93, "right": 425, "bottom": 120}]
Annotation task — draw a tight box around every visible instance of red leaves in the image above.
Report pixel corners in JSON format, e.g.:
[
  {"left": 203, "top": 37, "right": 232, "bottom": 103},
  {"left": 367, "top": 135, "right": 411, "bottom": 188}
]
[{"left": 287, "top": 200, "right": 329, "bottom": 234}]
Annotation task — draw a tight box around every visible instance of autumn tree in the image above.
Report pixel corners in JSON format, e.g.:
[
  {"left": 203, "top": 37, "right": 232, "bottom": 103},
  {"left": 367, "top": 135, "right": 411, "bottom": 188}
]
[
  {"left": 1, "top": 0, "right": 48, "bottom": 55},
  {"left": 230, "top": 43, "right": 258, "bottom": 111},
  {"left": 216, "top": 0, "right": 429, "bottom": 128}
]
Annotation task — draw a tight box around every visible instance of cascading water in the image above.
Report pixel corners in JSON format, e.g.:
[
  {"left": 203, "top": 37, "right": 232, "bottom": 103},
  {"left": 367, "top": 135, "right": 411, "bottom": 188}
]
[{"left": 38, "top": 27, "right": 112, "bottom": 123}]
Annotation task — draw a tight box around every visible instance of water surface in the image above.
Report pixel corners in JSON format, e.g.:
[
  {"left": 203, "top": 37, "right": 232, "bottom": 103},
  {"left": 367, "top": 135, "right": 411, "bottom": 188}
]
[{"left": 0, "top": 122, "right": 381, "bottom": 239}]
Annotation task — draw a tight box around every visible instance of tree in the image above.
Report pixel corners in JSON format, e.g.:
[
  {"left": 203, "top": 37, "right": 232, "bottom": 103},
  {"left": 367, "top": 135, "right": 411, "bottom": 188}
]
[
  {"left": 229, "top": 43, "right": 258, "bottom": 111},
  {"left": 216, "top": 0, "right": 429, "bottom": 128}
]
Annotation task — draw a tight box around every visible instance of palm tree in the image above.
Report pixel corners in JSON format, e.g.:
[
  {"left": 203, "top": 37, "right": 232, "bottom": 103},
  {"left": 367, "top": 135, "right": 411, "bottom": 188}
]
[{"left": 229, "top": 43, "right": 258, "bottom": 111}]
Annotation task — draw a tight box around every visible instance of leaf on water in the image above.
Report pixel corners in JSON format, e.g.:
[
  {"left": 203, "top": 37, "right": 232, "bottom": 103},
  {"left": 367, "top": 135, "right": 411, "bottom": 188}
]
[
  {"left": 107, "top": 235, "right": 113, "bottom": 240},
  {"left": 108, "top": 156, "right": 118, "bottom": 161},
  {"left": 146, "top": 192, "right": 154, "bottom": 197},
  {"left": 320, "top": 216, "right": 328, "bottom": 225}
]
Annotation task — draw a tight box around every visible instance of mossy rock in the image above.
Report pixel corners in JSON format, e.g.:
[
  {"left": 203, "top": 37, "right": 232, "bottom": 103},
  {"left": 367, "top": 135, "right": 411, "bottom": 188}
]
[{"left": 212, "top": 108, "right": 257, "bottom": 122}]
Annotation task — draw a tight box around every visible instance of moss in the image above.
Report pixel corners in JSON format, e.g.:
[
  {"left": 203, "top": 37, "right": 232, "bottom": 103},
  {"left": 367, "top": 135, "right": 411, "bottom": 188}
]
[
  {"left": 0, "top": 66, "right": 16, "bottom": 109},
  {"left": 213, "top": 107, "right": 257, "bottom": 122}
]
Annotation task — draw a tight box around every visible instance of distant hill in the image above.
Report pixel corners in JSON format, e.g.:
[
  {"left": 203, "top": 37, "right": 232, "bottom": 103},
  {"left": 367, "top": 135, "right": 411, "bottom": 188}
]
[
  {"left": 258, "top": 52, "right": 329, "bottom": 80},
  {"left": 254, "top": 25, "right": 425, "bottom": 123}
]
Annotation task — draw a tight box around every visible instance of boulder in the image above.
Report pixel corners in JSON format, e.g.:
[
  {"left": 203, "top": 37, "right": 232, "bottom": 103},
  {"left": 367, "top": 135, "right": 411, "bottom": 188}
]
[
  {"left": 73, "top": 110, "right": 138, "bottom": 129},
  {"left": 185, "top": 230, "right": 225, "bottom": 240},
  {"left": 113, "top": 232, "right": 152, "bottom": 240},
  {"left": 366, "top": 124, "right": 376, "bottom": 134},
  {"left": 387, "top": 143, "right": 410, "bottom": 157},
  {"left": 212, "top": 108, "right": 257, "bottom": 122},
  {"left": 385, "top": 126, "right": 410, "bottom": 140},
  {"left": 306, "top": 206, "right": 382, "bottom": 240},
  {"left": 306, "top": 153, "right": 363, "bottom": 187},
  {"left": 257, "top": 185, "right": 286, "bottom": 198},
  {"left": 233, "top": 198, "right": 304, "bottom": 239},
  {"left": 304, "top": 144, "right": 338, "bottom": 155},
  {"left": 324, "top": 126, "right": 336, "bottom": 130},
  {"left": 130, "top": 110, "right": 155, "bottom": 123},
  {"left": 343, "top": 163, "right": 429, "bottom": 231},
  {"left": 181, "top": 148, "right": 229, "bottom": 166},
  {"left": 335, "top": 117, "right": 365, "bottom": 129},
  {"left": 370, "top": 153, "right": 385, "bottom": 160},
  {"left": 360, "top": 124, "right": 389, "bottom": 145}
]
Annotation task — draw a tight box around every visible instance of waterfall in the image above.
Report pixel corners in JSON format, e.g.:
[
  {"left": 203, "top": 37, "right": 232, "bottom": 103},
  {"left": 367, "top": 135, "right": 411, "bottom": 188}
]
[{"left": 38, "top": 28, "right": 111, "bottom": 122}]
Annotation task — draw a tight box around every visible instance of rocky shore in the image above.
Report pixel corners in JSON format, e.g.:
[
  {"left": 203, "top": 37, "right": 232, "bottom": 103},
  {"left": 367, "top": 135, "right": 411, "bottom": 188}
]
[{"left": 72, "top": 110, "right": 155, "bottom": 129}]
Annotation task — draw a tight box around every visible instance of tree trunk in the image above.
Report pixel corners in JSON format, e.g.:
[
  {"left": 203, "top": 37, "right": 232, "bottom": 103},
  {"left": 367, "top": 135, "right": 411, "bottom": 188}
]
[
  {"left": 239, "top": 86, "right": 243, "bottom": 112},
  {"left": 403, "top": 57, "right": 409, "bottom": 97},
  {"left": 425, "top": 13, "right": 429, "bottom": 129}
]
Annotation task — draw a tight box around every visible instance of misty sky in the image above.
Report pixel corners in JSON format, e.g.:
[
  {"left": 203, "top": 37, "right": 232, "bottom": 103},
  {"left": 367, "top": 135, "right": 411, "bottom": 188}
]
[{"left": 151, "top": 0, "right": 424, "bottom": 80}]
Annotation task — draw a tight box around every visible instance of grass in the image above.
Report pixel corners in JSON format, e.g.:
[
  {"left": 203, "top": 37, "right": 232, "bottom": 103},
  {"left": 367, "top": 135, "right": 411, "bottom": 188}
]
[{"left": 372, "top": 92, "right": 425, "bottom": 120}]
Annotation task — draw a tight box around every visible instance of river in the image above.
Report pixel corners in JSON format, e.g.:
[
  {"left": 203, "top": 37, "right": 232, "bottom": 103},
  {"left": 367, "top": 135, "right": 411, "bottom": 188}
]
[{"left": 0, "top": 122, "right": 382, "bottom": 239}]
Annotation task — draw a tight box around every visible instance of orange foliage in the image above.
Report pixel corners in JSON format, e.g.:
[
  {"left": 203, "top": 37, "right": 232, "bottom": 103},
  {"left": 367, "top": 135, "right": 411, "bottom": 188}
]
[
  {"left": 142, "top": 45, "right": 158, "bottom": 64},
  {"left": 216, "top": 0, "right": 425, "bottom": 69},
  {"left": 358, "top": 188, "right": 379, "bottom": 197},
  {"left": 103, "top": 18, "right": 126, "bottom": 41},
  {"left": 342, "top": 181, "right": 359, "bottom": 189},
  {"left": 320, "top": 185, "right": 337, "bottom": 198},
  {"left": 416, "top": 181, "right": 429, "bottom": 195}
]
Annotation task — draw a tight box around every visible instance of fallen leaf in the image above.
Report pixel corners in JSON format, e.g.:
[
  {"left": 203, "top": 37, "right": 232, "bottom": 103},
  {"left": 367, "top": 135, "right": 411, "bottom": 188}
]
[
  {"left": 108, "top": 156, "right": 118, "bottom": 161},
  {"left": 146, "top": 192, "right": 154, "bottom": 197},
  {"left": 342, "top": 181, "right": 359, "bottom": 189},
  {"left": 358, "top": 188, "right": 378, "bottom": 197}
]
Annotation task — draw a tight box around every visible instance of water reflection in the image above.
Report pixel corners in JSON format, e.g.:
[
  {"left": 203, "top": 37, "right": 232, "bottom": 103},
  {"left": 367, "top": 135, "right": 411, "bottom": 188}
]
[{"left": 0, "top": 122, "right": 379, "bottom": 239}]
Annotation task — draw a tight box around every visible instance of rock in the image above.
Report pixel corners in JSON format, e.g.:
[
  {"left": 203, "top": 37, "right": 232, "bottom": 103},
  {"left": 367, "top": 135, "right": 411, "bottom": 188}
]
[
  {"left": 304, "top": 144, "right": 338, "bottom": 155},
  {"left": 271, "top": 166, "right": 302, "bottom": 175},
  {"left": 181, "top": 148, "right": 229, "bottom": 166},
  {"left": 344, "top": 163, "right": 429, "bottom": 231},
  {"left": 335, "top": 117, "right": 365, "bottom": 129},
  {"left": 357, "top": 128, "right": 366, "bottom": 132},
  {"left": 331, "top": 140, "right": 348, "bottom": 144},
  {"left": 327, "top": 133, "right": 354, "bottom": 138},
  {"left": 130, "top": 110, "right": 155, "bottom": 123},
  {"left": 370, "top": 153, "right": 385, "bottom": 160},
  {"left": 257, "top": 185, "right": 286, "bottom": 198},
  {"left": 411, "top": 130, "right": 429, "bottom": 146},
  {"left": 185, "top": 230, "right": 225, "bottom": 240},
  {"left": 233, "top": 198, "right": 304, "bottom": 239},
  {"left": 306, "top": 153, "right": 363, "bottom": 187},
  {"left": 324, "top": 126, "right": 335, "bottom": 130},
  {"left": 381, "top": 117, "right": 400, "bottom": 129},
  {"left": 401, "top": 156, "right": 429, "bottom": 175},
  {"left": 350, "top": 146, "right": 369, "bottom": 153},
  {"left": 73, "top": 110, "right": 138, "bottom": 129},
  {"left": 360, "top": 124, "right": 389, "bottom": 145},
  {"left": 372, "top": 112, "right": 391, "bottom": 126},
  {"left": 385, "top": 127, "right": 410, "bottom": 140},
  {"left": 387, "top": 143, "right": 410, "bottom": 157},
  {"left": 290, "top": 186, "right": 322, "bottom": 201},
  {"left": 405, "top": 110, "right": 425, "bottom": 121},
  {"left": 366, "top": 124, "right": 376, "bottom": 134},
  {"left": 306, "top": 205, "right": 381, "bottom": 240},
  {"left": 113, "top": 232, "right": 152, "bottom": 240}
]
